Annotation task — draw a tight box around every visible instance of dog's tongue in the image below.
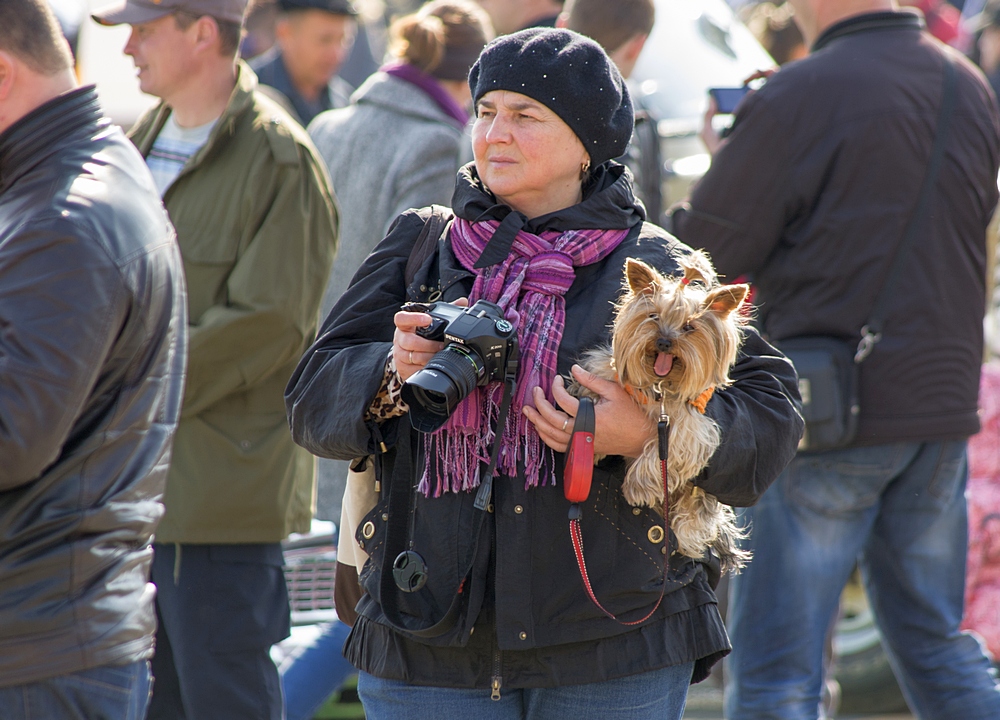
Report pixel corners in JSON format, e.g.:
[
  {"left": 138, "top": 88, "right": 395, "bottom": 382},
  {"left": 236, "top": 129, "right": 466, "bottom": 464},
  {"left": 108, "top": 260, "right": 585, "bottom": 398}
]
[{"left": 654, "top": 353, "right": 674, "bottom": 377}]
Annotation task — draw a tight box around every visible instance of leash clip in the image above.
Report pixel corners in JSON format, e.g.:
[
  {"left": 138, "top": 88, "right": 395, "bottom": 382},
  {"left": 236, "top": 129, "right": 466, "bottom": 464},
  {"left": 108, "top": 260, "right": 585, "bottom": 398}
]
[{"left": 653, "top": 381, "right": 668, "bottom": 423}]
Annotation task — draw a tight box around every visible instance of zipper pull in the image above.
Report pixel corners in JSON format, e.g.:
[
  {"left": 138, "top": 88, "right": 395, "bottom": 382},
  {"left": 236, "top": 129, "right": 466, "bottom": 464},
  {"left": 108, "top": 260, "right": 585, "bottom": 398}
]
[{"left": 490, "top": 676, "right": 502, "bottom": 701}]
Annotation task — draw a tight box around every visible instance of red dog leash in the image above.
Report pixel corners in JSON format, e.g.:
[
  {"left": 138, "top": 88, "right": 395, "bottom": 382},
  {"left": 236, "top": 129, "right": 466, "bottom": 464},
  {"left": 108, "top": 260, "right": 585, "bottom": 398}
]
[{"left": 564, "top": 395, "right": 671, "bottom": 624}]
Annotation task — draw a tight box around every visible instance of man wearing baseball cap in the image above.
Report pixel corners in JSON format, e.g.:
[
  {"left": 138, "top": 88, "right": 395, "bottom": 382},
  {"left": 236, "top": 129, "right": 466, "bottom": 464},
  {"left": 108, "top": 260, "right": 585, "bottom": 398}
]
[
  {"left": 251, "top": 0, "right": 358, "bottom": 126},
  {"left": 91, "top": 1, "right": 338, "bottom": 718}
]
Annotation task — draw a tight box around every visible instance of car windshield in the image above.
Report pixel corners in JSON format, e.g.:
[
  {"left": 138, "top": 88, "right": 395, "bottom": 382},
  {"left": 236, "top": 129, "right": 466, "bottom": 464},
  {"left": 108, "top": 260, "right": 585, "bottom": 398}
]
[{"left": 632, "top": 0, "right": 774, "bottom": 127}]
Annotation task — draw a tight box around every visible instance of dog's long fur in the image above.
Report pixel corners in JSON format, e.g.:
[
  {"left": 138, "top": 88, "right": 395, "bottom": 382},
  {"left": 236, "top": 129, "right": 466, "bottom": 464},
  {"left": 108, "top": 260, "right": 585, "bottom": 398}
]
[{"left": 576, "top": 254, "right": 751, "bottom": 571}]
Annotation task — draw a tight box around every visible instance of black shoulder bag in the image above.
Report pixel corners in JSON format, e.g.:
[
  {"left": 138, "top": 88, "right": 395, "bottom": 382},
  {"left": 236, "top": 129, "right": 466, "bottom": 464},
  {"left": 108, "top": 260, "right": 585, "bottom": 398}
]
[
  {"left": 778, "top": 55, "right": 957, "bottom": 453},
  {"left": 333, "top": 205, "right": 453, "bottom": 628}
]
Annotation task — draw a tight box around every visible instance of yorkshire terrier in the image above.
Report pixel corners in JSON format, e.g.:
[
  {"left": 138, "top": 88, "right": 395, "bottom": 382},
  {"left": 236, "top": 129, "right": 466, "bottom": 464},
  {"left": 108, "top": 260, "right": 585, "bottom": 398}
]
[{"left": 575, "top": 253, "right": 751, "bottom": 570}]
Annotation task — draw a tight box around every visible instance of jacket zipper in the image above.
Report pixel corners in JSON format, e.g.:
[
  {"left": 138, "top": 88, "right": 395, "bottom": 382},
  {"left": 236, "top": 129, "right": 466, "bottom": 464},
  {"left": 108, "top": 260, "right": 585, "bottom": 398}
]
[
  {"left": 491, "top": 644, "right": 502, "bottom": 701},
  {"left": 490, "top": 536, "right": 502, "bottom": 701}
]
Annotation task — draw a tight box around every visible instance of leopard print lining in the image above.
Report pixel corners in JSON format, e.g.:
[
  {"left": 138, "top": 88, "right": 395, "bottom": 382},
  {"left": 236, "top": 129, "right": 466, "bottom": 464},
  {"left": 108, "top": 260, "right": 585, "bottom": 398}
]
[{"left": 366, "top": 353, "right": 409, "bottom": 422}]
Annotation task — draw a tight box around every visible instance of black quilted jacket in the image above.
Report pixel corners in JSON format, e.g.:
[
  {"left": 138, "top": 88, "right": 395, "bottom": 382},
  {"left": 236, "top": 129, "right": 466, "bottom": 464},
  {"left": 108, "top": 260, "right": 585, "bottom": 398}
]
[{"left": 286, "top": 163, "right": 803, "bottom": 689}]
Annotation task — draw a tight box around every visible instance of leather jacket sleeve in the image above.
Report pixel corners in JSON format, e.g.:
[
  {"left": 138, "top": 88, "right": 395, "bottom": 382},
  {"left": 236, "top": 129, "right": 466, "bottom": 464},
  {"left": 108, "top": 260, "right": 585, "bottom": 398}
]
[
  {"left": 696, "top": 327, "right": 803, "bottom": 507},
  {"left": 0, "top": 217, "right": 126, "bottom": 489},
  {"left": 286, "top": 210, "right": 425, "bottom": 460}
]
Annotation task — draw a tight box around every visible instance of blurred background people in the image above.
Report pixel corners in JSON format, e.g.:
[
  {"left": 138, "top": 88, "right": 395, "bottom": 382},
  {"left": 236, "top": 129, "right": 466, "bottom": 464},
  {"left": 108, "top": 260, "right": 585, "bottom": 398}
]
[
  {"left": 476, "top": 0, "right": 562, "bottom": 34},
  {"left": 306, "top": 0, "right": 490, "bottom": 536},
  {"left": 741, "top": 1, "right": 806, "bottom": 64},
  {"left": 92, "top": 0, "right": 338, "bottom": 717},
  {"left": 560, "top": 0, "right": 651, "bottom": 88},
  {"left": 970, "top": 0, "right": 1000, "bottom": 96},
  {"left": 902, "top": 0, "right": 963, "bottom": 43},
  {"left": 559, "top": 0, "right": 660, "bottom": 219},
  {"left": 0, "top": 1, "right": 186, "bottom": 718},
  {"left": 251, "top": 0, "right": 359, "bottom": 125}
]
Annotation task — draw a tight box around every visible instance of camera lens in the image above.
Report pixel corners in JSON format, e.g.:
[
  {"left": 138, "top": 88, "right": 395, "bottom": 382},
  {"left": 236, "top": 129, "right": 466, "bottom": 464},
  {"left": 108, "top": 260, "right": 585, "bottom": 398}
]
[{"left": 402, "top": 344, "right": 485, "bottom": 433}]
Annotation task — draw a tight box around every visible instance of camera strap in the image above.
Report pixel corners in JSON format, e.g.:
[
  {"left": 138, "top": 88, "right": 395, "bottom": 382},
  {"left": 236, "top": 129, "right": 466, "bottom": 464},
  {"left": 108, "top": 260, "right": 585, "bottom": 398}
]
[{"left": 378, "top": 375, "right": 516, "bottom": 639}]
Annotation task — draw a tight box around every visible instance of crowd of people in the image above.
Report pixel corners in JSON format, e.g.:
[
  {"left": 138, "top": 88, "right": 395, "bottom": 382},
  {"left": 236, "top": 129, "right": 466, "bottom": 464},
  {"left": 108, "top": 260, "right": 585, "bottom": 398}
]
[{"left": 2, "top": 0, "right": 1000, "bottom": 719}]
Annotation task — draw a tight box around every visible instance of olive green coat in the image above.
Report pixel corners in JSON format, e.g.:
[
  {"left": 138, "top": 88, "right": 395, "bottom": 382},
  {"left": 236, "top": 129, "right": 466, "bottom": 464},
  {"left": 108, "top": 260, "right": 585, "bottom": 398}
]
[{"left": 130, "top": 63, "right": 338, "bottom": 543}]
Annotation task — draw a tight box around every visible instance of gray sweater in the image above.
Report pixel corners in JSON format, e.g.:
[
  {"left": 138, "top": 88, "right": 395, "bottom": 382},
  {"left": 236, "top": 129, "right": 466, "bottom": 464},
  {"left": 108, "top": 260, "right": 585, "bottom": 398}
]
[
  {"left": 308, "top": 72, "right": 466, "bottom": 519},
  {"left": 309, "top": 72, "right": 466, "bottom": 318}
]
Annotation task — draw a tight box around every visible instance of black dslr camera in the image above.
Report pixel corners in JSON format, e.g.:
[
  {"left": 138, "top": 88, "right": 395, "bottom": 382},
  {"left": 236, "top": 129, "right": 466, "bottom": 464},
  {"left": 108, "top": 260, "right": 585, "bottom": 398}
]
[{"left": 401, "top": 300, "right": 519, "bottom": 433}]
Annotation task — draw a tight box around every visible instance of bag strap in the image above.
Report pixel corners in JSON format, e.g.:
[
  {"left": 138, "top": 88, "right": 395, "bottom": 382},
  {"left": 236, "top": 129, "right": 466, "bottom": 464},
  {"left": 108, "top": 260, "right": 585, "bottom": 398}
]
[
  {"left": 855, "top": 54, "right": 958, "bottom": 363},
  {"left": 404, "top": 204, "right": 452, "bottom": 290}
]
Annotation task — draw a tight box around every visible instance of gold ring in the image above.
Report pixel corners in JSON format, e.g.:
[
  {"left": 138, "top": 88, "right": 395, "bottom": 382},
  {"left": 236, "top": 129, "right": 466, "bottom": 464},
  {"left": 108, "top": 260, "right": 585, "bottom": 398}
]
[
  {"left": 409, "top": 350, "right": 414, "bottom": 364},
  {"left": 562, "top": 417, "right": 571, "bottom": 432}
]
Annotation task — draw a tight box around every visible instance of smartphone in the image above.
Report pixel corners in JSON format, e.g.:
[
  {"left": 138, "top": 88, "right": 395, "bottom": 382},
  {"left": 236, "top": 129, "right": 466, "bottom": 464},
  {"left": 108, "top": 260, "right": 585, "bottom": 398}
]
[{"left": 709, "top": 86, "right": 750, "bottom": 114}]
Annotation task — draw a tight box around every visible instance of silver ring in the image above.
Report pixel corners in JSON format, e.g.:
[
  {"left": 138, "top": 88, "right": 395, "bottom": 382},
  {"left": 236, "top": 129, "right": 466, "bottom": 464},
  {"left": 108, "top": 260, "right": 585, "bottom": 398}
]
[
  {"left": 409, "top": 350, "right": 414, "bottom": 365},
  {"left": 562, "top": 417, "right": 571, "bottom": 432}
]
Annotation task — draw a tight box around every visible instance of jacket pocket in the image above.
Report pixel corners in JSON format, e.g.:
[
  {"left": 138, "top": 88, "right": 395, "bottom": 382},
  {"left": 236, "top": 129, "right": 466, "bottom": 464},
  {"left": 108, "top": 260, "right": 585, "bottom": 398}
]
[{"left": 172, "top": 218, "right": 240, "bottom": 320}]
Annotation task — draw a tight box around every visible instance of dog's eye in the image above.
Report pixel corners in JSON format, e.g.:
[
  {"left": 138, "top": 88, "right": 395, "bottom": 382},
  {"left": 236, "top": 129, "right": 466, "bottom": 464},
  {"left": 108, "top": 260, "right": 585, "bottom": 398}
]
[
  {"left": 683, "top": 323, "right": 695, "bottom": 333},
  {"left": 648, "top": 313, "right": 659, "bottom": 320}
]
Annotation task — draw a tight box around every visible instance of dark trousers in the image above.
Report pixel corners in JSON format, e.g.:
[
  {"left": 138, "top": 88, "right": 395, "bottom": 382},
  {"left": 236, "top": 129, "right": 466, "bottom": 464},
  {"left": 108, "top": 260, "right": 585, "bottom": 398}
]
[{"left": 148, "top": 543, "right": 290, "bottom": 720}]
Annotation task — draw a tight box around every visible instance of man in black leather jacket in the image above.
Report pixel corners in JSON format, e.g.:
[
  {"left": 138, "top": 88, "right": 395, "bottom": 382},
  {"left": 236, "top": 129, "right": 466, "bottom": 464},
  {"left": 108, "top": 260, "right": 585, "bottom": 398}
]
[{"left": 0, "top": 2, "right": 187, "bottom": 718}]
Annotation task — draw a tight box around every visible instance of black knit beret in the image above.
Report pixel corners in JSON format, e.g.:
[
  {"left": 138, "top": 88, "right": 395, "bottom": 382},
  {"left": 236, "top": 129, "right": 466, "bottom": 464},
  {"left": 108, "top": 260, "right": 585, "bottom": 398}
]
[{"left": 468, "top": 27, "right": 633, "bottom": 169}]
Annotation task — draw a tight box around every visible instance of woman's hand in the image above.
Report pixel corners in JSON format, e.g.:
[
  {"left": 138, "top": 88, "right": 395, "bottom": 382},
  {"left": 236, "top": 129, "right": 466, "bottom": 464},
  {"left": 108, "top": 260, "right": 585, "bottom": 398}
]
[
  {"left": 523, "top": 365, "right": 656, "bottom": 457},
  {"left": 392, "top": 298, "right": 467, "bottom": 382}
]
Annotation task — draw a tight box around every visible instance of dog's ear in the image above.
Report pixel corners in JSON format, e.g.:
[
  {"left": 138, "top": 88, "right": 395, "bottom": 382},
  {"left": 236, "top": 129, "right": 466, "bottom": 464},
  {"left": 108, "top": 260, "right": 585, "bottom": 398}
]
[
  {"left": 625, "top": 258, "right": 659, "bottom": 295},
  {"left": 704, "top": 284, "right": 749, "bottom": 317}
]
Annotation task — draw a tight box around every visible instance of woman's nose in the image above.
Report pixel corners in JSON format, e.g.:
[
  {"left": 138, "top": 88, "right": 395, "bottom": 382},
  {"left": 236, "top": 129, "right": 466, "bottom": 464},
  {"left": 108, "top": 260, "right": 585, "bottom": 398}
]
[{"left": 484, "top": 116, "right": 511, "bottom": 143}]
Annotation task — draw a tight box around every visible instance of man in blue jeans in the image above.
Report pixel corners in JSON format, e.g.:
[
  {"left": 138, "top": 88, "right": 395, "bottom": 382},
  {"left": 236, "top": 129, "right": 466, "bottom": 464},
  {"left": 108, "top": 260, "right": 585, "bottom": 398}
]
[
  {"left": 0, "top": 1, "right": 187, "bottom": 717},
  {"left": 669, "top": 0, "right": 1000, "bottom": 717}
]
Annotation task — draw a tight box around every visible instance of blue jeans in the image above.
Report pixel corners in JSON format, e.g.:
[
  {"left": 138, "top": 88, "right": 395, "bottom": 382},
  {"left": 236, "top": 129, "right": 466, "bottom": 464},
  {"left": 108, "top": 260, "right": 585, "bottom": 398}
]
[
  {"left": 0, "top": 661, "right": 151, "bottom": 720},
  {"left": 357, "top": 662, "right": 694, "bottom": 720},
  {"left": 726, "top": 441, "right": 1000, "bottom": 720},
  {"left": 281, "top": 620, "right": 356, "bottom": 720}
]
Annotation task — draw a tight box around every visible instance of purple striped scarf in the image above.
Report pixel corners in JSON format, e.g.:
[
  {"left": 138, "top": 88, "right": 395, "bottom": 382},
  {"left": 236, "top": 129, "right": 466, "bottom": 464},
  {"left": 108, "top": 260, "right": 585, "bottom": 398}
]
[{"left": 418, "top": 216, "right": 630, "bottom": 497}]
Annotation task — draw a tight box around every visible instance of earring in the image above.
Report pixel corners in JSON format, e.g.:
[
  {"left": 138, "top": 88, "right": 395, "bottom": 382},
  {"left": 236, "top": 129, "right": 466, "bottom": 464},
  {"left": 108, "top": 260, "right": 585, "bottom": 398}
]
[{"left": 581, "top": 159, "right": 591, "bottom": 178}]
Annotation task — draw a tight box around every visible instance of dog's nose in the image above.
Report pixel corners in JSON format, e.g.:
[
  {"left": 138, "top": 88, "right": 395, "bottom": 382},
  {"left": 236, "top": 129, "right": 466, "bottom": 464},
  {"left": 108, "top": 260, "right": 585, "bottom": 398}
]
[{"left": 656, "top": 337, "right": 672, "bottom": 352}]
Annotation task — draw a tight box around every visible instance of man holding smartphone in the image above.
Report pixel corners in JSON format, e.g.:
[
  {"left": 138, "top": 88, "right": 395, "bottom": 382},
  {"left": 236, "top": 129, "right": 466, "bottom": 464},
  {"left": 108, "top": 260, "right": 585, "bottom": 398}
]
[{"left": 669, "top": 0, "right": 1000, "bottom": 718}]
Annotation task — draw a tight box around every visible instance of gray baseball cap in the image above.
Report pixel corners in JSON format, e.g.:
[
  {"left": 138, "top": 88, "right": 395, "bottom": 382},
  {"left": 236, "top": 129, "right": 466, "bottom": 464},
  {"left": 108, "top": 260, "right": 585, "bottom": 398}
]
[{"left": 92, "top": 0, "right": 249, "bottom": 26}]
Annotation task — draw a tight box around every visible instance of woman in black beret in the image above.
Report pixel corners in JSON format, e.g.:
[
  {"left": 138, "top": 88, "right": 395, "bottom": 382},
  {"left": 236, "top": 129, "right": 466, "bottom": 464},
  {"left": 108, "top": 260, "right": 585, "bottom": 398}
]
[{"left": 286, "top": 27, "right": 801, "bottom": 720}]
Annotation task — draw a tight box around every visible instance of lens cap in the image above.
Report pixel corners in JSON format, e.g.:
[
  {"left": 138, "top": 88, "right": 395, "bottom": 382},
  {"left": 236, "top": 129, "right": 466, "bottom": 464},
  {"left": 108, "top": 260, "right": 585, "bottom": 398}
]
[{"left": 392, "top": 550, "right": 429, "bottom": 592}]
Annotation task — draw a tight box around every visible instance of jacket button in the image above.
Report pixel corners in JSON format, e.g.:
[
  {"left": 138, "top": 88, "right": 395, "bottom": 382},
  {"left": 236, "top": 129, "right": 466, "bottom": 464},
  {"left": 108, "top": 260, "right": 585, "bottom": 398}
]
[
  {"left": 519, "top": 632, "right": 527, "bottom": 640},
  {"left": 487, "top": 504, "right": 494, "bottom": 513},
  {"left": 362, "top": 521, "right": 376, "bottom": 539},
  {"left": 648, "top": 525, "right": 665, "bottom": 544},
  {"left": 632, "top": 507, "right": 641, "bottom": 516},
  {"left": 514, "top": 505, "right": 523, "bottom": 514},
  {"left": 382, "top": 513, "right": 388, "bottom": 521}
]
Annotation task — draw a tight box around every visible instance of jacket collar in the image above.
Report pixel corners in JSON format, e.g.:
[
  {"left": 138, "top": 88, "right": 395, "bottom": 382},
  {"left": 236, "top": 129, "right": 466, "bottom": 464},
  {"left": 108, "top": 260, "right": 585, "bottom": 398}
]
[
  {"left": 0, "top": 86, "right": 104, "bottom": 194},
  {"left": 131, "top": 60, "right": 258, "bottom": 166},
  {"left": 450, "top": 161, "right": 645, "bottom": 269},
  {"left": 812, "top": 9, "right": 924, "bottom": 52},
  {"left": 354, "top": 72, "right": 462, "bottom": 127}
]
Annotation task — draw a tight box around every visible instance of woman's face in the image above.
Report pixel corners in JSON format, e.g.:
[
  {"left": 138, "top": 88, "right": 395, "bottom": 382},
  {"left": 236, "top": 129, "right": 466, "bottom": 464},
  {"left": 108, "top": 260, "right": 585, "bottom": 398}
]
[{"left": 472, "top": 90, "right": 590, "bottom": 219}]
